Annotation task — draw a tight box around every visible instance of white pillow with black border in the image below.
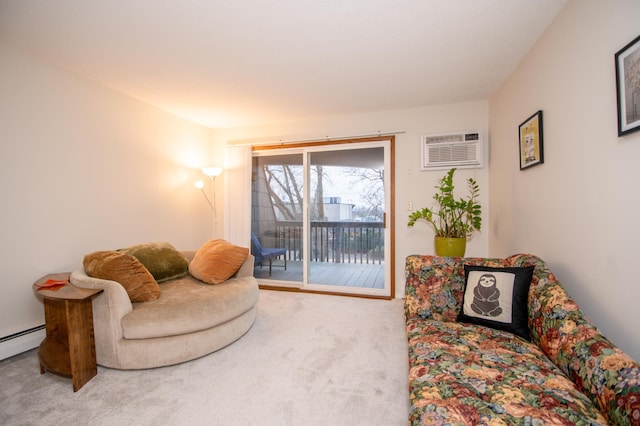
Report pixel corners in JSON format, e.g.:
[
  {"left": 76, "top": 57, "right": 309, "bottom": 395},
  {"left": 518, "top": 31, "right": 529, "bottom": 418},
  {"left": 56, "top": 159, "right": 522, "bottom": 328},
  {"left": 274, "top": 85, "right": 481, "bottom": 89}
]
[{"left": 458, "top": 265, "right": 534, "bottom": 341}]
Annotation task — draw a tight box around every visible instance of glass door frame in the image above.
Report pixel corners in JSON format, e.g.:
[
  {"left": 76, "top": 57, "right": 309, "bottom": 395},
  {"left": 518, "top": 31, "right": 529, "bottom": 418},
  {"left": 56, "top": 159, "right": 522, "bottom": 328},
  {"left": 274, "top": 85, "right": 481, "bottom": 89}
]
[{"left": 251, "top": 136, "right": 395, "bottom": 299}]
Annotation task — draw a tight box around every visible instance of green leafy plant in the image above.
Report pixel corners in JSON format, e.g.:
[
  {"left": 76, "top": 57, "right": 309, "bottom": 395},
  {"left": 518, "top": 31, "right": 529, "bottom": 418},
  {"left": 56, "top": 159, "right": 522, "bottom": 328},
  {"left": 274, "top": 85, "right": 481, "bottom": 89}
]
[{"left": 407, "top": 168, "right": 481, "bottom": 238}]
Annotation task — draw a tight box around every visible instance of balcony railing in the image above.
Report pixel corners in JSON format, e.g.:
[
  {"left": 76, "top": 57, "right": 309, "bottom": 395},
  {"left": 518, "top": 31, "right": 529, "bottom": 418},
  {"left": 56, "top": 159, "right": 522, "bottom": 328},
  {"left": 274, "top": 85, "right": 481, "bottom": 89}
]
[{"left": 269, "top": 220, "right": 384, "bottom": 265}]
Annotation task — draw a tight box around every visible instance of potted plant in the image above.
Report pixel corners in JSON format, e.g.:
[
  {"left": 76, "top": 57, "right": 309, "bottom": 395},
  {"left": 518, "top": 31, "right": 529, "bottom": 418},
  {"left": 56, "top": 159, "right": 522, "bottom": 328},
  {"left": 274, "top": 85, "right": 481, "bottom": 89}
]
[{"left": 407, "top": 167, "right": 481, "bottom": 257}]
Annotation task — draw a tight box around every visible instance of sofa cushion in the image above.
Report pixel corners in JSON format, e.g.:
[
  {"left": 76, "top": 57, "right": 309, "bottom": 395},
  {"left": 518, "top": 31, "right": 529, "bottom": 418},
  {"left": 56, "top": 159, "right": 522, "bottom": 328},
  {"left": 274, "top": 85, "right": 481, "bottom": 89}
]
[
  {"left": 406, "top": 318, "right": 608, "bottom": 425},
  {"left": 83, "top": 251, "right": 160, "bottom": 302},
  {"left": 189, "top": 239, "right": 249, "bottom": 284},
  {"left": 120, "top": 242, "right": 189, "bottom": 282},
  {"left": 458, "top": 265, "right": 534, "bottom": 340},
  {"left": 120, "top": 274, "right": 259, "bottom": 339}
]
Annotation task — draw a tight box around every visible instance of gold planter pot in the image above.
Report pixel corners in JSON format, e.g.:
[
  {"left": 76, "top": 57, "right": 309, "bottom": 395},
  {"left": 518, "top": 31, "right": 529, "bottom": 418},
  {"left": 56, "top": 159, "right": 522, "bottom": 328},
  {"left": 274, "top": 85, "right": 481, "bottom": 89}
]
[{"left": 434, "top": 237, "right": 466, "bottom": 257}]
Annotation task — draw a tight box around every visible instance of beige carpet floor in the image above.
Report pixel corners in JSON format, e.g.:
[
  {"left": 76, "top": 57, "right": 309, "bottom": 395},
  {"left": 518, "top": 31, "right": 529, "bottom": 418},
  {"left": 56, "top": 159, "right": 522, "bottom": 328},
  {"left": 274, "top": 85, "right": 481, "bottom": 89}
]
[{"left": 0, "top": 290, "right": 409, "bottom": 426}]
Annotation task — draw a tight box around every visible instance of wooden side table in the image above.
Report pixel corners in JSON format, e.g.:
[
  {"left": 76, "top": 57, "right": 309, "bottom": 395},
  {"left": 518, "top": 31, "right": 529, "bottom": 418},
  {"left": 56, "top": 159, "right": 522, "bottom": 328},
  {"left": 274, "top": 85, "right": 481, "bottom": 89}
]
[{"left": 33, "top": 273, "right": 103, "bottom": 392}]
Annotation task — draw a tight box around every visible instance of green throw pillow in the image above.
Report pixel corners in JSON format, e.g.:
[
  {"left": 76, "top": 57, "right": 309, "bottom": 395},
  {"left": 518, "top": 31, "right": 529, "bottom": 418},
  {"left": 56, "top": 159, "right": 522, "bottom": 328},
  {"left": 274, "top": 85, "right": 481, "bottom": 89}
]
[{"left": 120, "top": 242, "right": 189, "bottom": 282}]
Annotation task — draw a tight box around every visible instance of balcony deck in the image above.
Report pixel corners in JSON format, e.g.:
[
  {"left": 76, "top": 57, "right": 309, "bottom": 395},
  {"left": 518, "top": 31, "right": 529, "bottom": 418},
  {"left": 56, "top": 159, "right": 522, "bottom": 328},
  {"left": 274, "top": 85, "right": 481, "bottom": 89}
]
[{"left": 253, "top": 260, "right": 384, "bottom": 289}]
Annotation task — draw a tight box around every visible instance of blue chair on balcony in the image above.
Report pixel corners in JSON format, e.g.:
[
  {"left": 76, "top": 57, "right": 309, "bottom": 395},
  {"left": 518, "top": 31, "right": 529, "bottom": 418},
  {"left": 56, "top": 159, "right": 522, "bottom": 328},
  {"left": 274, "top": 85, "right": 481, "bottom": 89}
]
[{"left": 251, "top": 232, "right": 287, "bottom": 276}]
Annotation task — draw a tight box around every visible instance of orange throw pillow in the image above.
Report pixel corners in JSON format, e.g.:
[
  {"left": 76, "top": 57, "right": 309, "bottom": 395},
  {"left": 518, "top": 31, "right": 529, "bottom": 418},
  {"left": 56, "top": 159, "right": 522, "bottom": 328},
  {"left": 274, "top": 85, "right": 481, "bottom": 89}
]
[
  {"left": 83, "top": 251, "right": 160, "bottom": 302},
  {"left": 189, "top": 239, "right": 249, "bottom": 284}
]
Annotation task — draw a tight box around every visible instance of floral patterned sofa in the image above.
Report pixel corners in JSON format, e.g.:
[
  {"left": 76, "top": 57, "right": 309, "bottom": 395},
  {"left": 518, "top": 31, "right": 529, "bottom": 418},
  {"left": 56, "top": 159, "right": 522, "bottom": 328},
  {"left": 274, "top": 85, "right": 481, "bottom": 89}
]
[{"left": 405, "top": 254, "right": 640, "bottom": 425}]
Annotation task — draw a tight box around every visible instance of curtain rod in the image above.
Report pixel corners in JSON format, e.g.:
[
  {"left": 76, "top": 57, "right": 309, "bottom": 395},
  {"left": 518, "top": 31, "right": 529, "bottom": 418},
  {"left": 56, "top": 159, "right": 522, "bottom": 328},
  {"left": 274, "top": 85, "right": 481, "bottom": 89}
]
[{"left": 227, "top": 130, "right": 406, "bottom": 147}]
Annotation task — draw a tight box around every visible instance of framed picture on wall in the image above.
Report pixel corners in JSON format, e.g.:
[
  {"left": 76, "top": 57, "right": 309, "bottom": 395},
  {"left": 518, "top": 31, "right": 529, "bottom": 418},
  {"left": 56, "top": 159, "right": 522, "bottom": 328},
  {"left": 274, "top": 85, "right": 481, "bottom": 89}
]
[
  {"left": 518, "top": 110, "right": 544, "bottom": 170},
  {"left": 615, "top": 34, "right": 640, "bottom": 137}
]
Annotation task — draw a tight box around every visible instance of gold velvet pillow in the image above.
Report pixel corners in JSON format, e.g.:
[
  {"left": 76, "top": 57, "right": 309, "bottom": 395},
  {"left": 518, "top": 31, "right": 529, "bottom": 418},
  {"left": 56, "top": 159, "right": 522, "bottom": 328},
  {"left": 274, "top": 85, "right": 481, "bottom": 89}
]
[
  {"left": 83, "top": 251, "right": 160, "bottom": 302},
  {"left": 119, "top": 242, "right": 189, "bottom": 282},
  {"left": 189, "top": 239, "right": 249, "bottom": 284}
]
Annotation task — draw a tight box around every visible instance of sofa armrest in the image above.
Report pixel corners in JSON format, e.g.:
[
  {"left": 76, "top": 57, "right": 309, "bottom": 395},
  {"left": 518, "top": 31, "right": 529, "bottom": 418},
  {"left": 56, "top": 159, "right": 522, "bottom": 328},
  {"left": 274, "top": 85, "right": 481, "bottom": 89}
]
[
  {"left": 70, "top": 269, "right": 133, "bottom": 364},
  {"left": 234, "top": 254, "right": 255, "bottom": 278},
  {"left": 507, "top": 254, "right": 640, "bottom": 425}
]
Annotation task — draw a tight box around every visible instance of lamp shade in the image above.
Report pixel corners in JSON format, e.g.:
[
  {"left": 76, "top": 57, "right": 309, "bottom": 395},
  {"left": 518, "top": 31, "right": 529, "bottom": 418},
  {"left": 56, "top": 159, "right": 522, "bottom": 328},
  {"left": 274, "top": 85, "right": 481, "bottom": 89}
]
[{"left": 202, "top": 167, "right": 222, "bottom": 177}]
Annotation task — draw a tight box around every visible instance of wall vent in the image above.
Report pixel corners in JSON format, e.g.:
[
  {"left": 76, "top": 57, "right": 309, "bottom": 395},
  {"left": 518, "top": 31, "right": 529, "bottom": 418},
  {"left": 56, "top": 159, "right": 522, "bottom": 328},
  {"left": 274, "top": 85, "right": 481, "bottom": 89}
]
[{"left": 420, "top": 131, "right": 483, "bottom": 170}]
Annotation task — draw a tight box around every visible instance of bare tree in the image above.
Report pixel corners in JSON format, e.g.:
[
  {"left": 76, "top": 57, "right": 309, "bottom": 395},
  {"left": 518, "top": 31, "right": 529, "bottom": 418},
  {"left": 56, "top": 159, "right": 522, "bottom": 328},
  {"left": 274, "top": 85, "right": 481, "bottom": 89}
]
[
  {"left": 345, "top": 167, "right": 384, "bottom": 220},
  {"left": 262, "top": 164, "right": 329, "bottom": 221},
  {"left": 263, "top": 165, "right": 303, "bottom": 220},
  {"left": 310, "top": 165, "right": 325, "bottom": 220}
]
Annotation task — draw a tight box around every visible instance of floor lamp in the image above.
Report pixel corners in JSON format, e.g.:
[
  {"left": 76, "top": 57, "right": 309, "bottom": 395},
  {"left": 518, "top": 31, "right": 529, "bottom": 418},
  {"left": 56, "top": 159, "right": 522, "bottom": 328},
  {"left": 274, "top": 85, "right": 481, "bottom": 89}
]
[{"left": 195, "top": 166, "right": 223, "bottom": 236}]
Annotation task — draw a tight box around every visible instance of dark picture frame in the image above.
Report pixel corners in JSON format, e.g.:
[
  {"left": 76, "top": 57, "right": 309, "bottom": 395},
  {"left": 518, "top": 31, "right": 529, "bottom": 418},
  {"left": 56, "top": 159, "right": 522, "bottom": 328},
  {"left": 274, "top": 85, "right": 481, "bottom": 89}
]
[
  {"left": 615, "top": 34, "right": 640, "bottom": 137},
  {"left": 518, "top": 110, "right": 544, "bottom": 170}
]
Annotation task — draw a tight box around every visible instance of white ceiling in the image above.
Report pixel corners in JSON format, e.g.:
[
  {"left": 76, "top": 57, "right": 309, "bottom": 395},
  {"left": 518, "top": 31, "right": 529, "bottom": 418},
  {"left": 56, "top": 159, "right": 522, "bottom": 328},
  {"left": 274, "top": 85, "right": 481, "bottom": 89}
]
[{"left": 0, "top": 0, "right": 567, "bottom": 129}]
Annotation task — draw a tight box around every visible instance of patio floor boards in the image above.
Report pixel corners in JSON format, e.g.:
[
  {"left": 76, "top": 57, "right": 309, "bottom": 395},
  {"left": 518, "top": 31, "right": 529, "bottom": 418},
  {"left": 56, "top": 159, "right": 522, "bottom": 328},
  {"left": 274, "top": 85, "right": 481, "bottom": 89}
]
[{"left": 253, "top": 260, "right": 384, "bottom": 289}]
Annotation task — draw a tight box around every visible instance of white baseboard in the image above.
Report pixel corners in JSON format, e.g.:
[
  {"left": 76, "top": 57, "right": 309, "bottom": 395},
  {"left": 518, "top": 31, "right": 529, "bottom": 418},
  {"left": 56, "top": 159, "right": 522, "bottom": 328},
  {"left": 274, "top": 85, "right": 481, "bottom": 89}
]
[{"left": 0, "top": 326, "right": 45, "bottom": 361}]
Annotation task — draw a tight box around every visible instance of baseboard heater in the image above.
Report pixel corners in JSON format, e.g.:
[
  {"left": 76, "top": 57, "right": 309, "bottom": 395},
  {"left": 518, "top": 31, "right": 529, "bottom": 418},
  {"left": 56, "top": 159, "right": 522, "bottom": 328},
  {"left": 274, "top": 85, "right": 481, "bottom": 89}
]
[{"left": 0, "top": 325, "right": 45, "bottom": 361}]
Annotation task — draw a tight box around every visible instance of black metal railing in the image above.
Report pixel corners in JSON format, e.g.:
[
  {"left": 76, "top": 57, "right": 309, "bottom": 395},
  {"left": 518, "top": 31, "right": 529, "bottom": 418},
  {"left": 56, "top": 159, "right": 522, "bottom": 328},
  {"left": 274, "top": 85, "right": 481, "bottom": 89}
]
[{"left": 270, "top": 221, "right": 384, "bottom": 264}]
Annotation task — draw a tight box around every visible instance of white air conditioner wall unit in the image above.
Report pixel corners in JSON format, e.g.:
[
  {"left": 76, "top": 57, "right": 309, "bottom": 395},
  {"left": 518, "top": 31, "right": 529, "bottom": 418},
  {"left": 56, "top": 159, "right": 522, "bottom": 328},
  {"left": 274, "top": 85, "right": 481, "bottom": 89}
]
[{"left": 420, "top": 131, "right": 483, "bottom": 170}]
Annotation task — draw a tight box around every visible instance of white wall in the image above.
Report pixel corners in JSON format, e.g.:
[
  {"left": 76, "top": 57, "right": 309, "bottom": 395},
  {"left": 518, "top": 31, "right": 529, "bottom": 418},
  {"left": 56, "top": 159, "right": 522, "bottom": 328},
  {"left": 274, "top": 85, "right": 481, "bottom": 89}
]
[
  {"left": 489, "top": 0, "right": 640, "bottom": 361},
  {"left": 213, "top": 101, "right": 490, "bottom": 298},
  {"left": 0, "top": 43, "right": 213, "bottom": 355}
]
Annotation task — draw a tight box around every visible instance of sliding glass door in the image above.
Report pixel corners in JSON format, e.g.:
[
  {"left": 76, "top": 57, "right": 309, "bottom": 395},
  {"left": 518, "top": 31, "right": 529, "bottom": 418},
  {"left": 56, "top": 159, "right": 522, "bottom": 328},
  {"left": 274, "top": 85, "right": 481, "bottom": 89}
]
[
  {"left": 251, "top": 138, "right": 392, "bottom": 298},
  {"left": 251, "top": 150, "right": 305, "bottom": 282}
]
